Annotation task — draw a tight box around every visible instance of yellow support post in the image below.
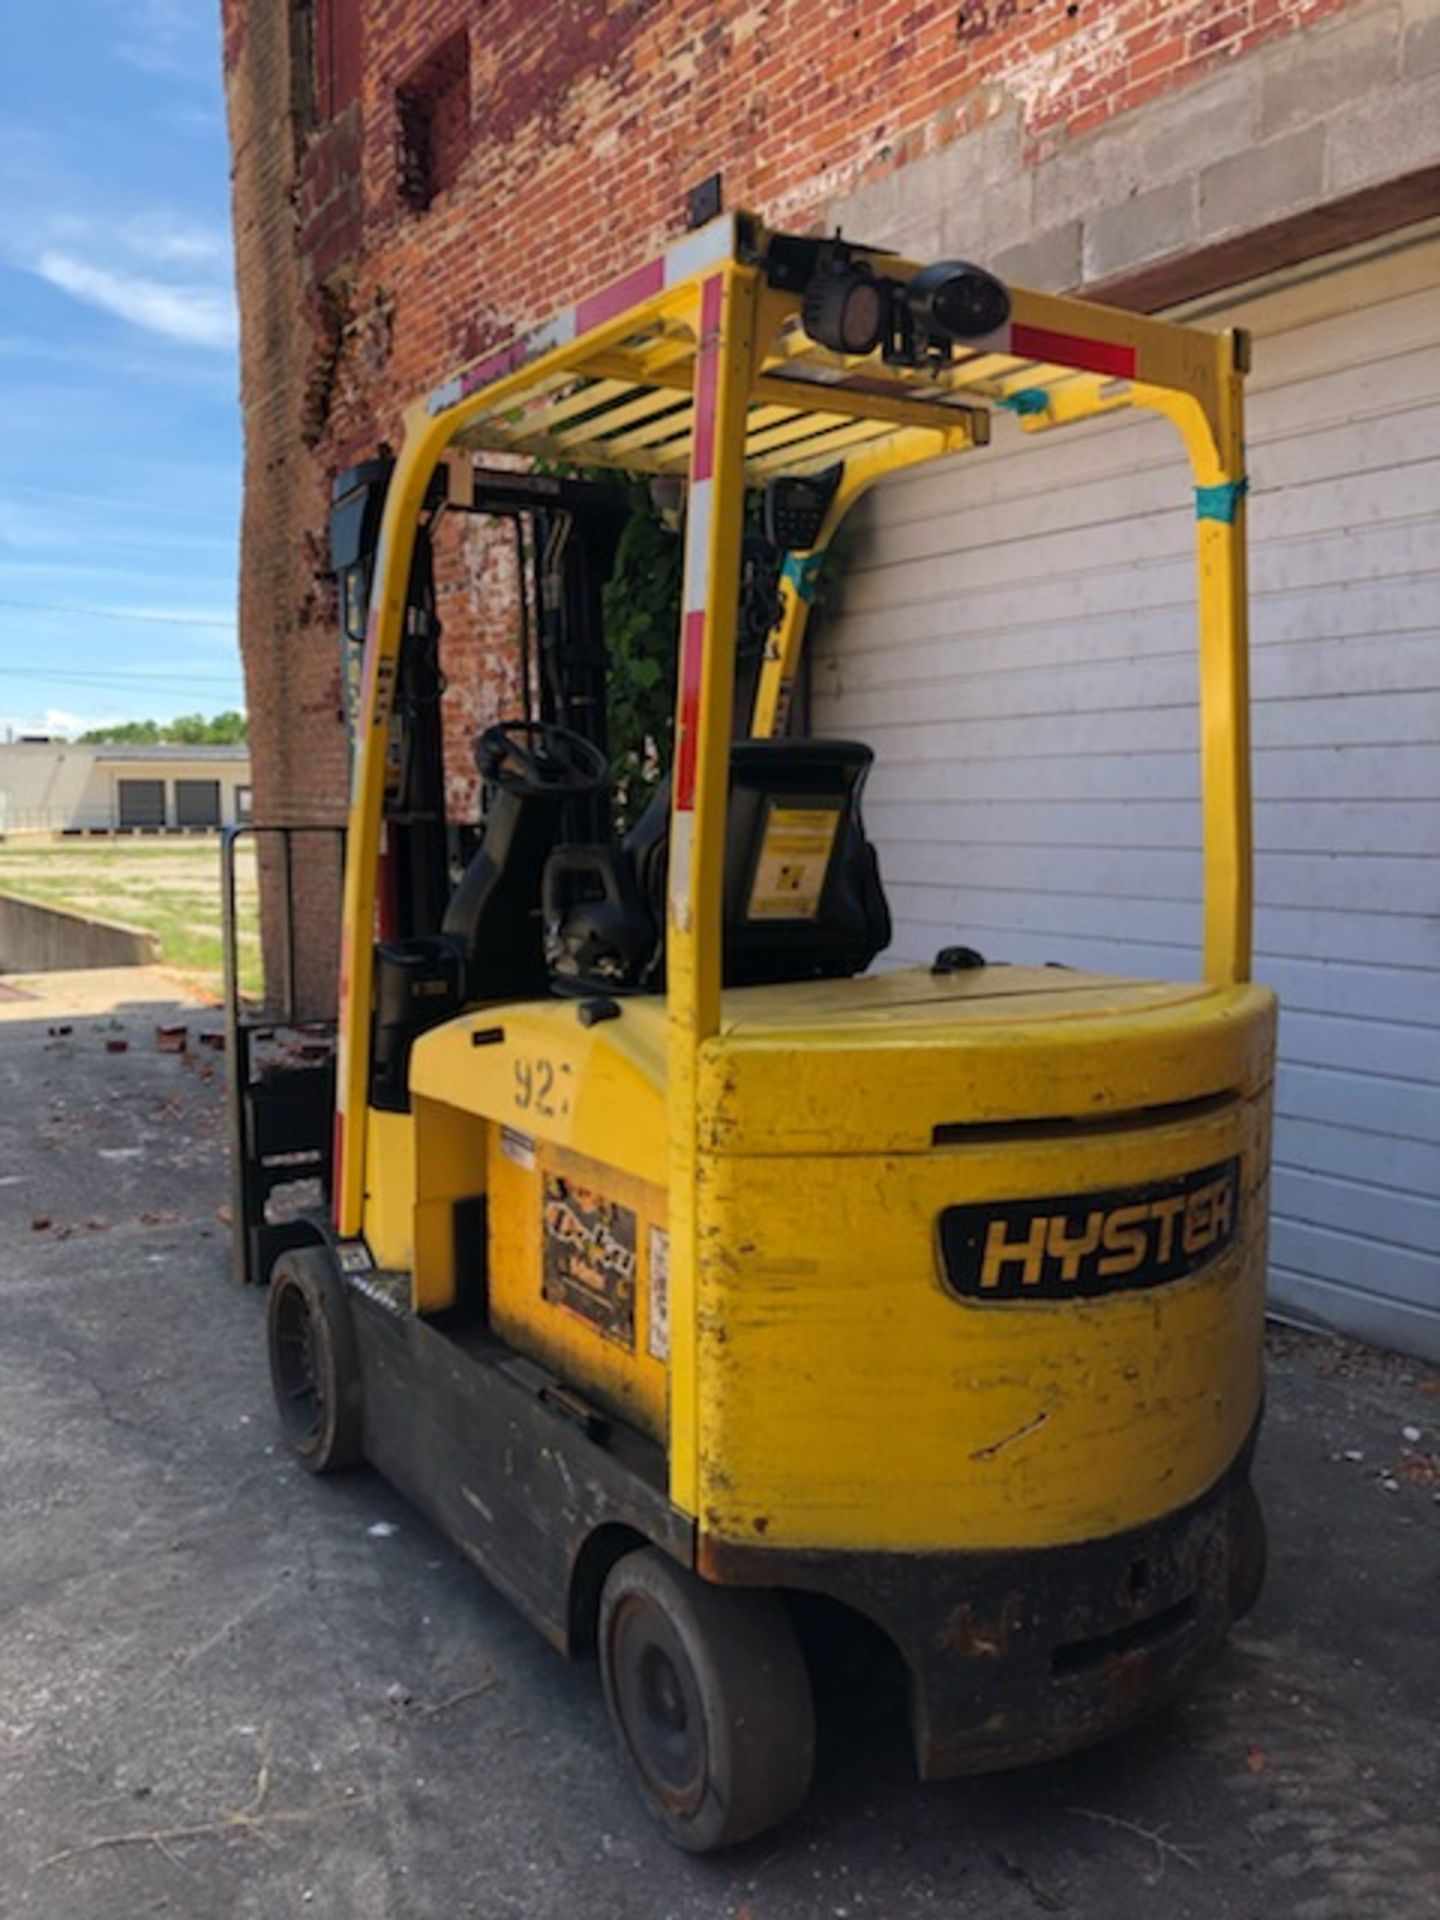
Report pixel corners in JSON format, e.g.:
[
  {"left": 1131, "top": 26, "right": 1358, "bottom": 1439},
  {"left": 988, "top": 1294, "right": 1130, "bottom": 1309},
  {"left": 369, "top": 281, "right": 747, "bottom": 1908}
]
[
  {"left": 750, "top": 426, "right": 980, "bottom": 738},
  {"left": 333, "top": 417, "right": 450, "bottom": 1237},
  {"left": 749, "top": 510, "right": 849, "bottom": 741},
  {"left": 1145, "top": 332, "right": 1253, "bottom": 988},
  {"left": 664, "top": 262, "right": 759, "bottom": 1514},
  {"left": 1195, "top": 491, "right": 1254, "bottom": 987}
]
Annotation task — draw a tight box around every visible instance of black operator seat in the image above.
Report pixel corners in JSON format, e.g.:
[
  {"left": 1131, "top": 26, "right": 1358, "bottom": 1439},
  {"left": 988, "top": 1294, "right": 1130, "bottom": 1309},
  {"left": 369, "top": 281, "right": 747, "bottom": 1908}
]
[
  {"left": 370, "top": 721, "right": 601, "bottom": 1113},
  {"left": 443, "top": 719, "right": 612, "bottom": 1005},
  {"left": 441, "top": 775, "right": 566, "bottom": 1002},
  {"left": 368, "top": 776, "right": 565, "bottom": 1111},
  {"left": 546, "top": 738, "right": 892, "bottom": 994}
]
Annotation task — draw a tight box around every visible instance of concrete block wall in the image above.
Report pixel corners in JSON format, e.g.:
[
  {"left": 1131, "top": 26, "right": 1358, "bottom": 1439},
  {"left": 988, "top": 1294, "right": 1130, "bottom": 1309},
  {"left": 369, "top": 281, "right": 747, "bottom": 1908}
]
[
  {"left": 222, "top": 0, "right": 1440, "bottom": 989},
  {"left": 831, "top": 0, "right": 1440, "bottom": 288}
]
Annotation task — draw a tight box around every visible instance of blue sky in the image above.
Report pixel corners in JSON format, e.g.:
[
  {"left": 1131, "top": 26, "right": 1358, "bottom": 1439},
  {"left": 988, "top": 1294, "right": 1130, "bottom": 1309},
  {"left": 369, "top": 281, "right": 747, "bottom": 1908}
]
[{"left": 0, "top": 0, "right": 242, "bottom": 738}]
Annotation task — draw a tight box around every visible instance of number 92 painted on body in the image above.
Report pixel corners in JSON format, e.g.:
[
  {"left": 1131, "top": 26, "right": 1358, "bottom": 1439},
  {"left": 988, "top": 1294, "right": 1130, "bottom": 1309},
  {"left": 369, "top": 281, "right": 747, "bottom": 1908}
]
[{"left": 512, "top": 1054, "right": 572, "bottom": 1120}]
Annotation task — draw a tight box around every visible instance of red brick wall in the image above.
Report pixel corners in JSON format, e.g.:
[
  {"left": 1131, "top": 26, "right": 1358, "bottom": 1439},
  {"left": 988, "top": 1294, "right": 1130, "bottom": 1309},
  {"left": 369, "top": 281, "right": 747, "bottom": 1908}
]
[{"left": 222, "top": 0, "right": 1357, "bottom": 992}]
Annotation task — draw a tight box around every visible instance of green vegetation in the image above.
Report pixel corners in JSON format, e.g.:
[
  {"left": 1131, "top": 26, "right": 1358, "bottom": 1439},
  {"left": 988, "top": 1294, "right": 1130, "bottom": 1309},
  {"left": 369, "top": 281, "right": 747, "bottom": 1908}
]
[
  {"left": 599, "top": 488, "right": 849, "bottom": 828},
  {"left": 79, "top": 710, "right": 249, "bottom": 746},
  {"left": 0, "top": 839, "right": 260, "bottom": 996},
  {"left": 603, "top": 491, "right": 684, "bottom": 827}
]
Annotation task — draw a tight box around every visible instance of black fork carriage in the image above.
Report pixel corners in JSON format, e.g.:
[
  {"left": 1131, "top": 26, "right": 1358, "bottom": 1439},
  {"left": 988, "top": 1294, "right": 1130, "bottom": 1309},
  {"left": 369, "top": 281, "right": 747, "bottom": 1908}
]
[{"left": 221, "top": 823, "right": 345, "bottom": 1287}]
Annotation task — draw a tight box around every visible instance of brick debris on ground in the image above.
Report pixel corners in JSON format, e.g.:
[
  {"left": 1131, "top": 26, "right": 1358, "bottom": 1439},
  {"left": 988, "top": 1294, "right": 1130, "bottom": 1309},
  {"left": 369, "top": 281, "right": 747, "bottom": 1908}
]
[{"left": 0, "top": 970, "right": 1437, "bottom": 1919}]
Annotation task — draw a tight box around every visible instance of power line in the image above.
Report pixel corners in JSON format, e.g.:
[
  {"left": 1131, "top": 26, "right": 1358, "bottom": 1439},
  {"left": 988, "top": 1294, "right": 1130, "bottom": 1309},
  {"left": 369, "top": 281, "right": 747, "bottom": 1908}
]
[
  {"left": 0, "top": 597, "right": 236, "bottom": 630},
  {"left": 0, "top": 666, "right": 240, "bottom": 689},
  {"left": 0, "top": 479, "right": 235, "bottom": 525}
]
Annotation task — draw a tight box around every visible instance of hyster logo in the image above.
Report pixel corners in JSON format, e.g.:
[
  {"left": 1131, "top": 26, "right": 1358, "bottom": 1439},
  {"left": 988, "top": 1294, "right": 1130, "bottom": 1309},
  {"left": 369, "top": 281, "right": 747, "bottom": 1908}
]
[{"left": 938, "top": 1158, "right": 1240, "bottom": 1302}]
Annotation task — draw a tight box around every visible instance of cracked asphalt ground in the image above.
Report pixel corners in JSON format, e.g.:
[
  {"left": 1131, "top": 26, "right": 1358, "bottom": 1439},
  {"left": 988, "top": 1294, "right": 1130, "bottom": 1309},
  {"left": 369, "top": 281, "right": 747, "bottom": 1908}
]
[{"left": 1, "top": 967, "right": 1438, "bottom": 1920}]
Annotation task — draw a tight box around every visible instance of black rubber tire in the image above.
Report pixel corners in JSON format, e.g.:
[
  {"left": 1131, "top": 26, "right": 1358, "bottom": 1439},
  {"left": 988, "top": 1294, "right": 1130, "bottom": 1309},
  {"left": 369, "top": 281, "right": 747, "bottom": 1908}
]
[
  {"left": 266, "top": 1247, "right": 363, "bottom": 1474},
  {"left": 598, "top": 1547, "right": 815, "bottom": 1853}
]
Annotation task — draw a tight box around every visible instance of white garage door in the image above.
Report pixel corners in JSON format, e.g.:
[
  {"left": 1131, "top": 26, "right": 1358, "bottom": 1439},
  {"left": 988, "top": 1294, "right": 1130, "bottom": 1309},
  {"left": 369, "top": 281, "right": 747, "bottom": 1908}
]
[{"left": 811, "top": 225, "right": 1440, "bottom": 1362}]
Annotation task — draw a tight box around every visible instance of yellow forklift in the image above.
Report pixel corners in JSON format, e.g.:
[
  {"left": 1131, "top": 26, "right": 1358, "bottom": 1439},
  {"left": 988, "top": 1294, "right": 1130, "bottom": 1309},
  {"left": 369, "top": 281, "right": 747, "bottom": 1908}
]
[{"left": 227, "top": 212, "right": 1275, "bottom": 1851}]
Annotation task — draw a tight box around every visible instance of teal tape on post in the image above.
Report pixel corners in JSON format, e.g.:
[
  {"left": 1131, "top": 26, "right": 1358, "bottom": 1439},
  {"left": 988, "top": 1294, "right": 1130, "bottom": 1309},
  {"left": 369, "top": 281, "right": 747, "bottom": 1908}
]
[
  {"left": 781, "top": 551, "right": 825, "bottom": 603},
  {"left": 1195, "top": 478, "right": 1249, "bottom": 523},
  {"left": 997, "top": 388, "right": 1050, "bottom": 416}
]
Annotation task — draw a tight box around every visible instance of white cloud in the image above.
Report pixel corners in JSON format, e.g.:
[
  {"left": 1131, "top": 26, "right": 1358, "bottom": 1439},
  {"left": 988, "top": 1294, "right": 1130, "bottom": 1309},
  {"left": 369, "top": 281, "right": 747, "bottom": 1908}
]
[
  {"left": 39, "top": 210, "right": 229, "bottom": 269},
  {"left": 0, "top": 156, "right": 237, "bottom": 358},
  {"left": 0, "top": 707, "right": 103, "bottom": 742},
  {"left": 94, "top": 603, "right": 237, "bottom": 630},
  {"left": 42, "top": 708, "right": 96, "bottom": 737},
  {"left": 35, "top": 251, "right": 237, "bottom": 349},
  {"left": 117, "top": 214, "right": 229, "bottom": 268}
]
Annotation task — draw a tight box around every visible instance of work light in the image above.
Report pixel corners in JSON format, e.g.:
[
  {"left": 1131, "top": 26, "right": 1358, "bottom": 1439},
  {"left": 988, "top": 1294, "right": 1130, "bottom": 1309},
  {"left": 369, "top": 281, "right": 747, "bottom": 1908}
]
[
  {"left": 802, "top": 259, "right": 888, "bottom": 357},
  {"left": 905, "top": 261, "right": 1011, "bottom": 341}
]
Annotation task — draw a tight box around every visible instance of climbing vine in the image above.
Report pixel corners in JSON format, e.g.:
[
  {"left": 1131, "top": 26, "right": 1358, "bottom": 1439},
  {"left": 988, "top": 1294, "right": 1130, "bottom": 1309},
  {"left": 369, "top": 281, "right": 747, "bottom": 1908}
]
[
  {"left": 600, "top": 484, "right": 848, "bottom": 827},
  {"left": 602, "top": 487, "right": 685, "bottom": 827}
]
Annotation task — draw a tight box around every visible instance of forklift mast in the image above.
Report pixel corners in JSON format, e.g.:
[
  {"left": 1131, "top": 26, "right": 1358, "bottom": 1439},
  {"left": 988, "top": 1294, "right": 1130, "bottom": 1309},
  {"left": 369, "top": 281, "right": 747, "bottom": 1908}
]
[{"left": 327, "top": 461, "right": 631, "bottom": 941}]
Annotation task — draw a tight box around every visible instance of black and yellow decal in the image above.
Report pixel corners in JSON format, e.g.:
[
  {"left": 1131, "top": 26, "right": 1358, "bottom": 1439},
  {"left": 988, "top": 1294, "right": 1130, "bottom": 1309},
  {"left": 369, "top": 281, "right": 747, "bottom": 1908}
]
[
  {"left": 542, "top": 1175, "right": 638, "bottom": 1347},
  {"left": 746, "top": 801, "right": 841, "bottom": 921},
  {"left": 939, "top": 1158, "right": 1240, "bottom": 1302}
]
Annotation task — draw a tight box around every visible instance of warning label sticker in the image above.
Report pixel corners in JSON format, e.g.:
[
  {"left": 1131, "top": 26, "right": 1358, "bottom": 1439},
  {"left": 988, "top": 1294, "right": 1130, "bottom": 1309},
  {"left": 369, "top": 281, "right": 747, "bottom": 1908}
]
[
  {"left": 746, "top": 803, "right": 841, "bottom": 921},
  {"left": 499, "top": 1126, "right": 536, "bottom": 1170},
  {"left": 542, "top": 1175, "right": 637, "bottom": 1349}
]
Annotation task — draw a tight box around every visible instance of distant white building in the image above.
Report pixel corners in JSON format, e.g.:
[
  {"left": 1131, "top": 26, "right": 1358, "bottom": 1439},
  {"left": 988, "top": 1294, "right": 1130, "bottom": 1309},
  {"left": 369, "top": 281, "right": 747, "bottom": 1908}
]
[{"left": 0, "top": 740, "right": 252, "bottom": 835}]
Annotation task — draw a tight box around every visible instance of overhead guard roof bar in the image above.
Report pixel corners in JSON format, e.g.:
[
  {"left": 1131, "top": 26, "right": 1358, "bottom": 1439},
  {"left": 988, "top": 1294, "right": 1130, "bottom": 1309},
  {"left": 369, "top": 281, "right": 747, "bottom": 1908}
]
[
  {"left": 334, "top": 211, "right": 1252, "bottom": 1274},
  {"left": 424, "top": 215, "right": 1232, "bottom": 482}
]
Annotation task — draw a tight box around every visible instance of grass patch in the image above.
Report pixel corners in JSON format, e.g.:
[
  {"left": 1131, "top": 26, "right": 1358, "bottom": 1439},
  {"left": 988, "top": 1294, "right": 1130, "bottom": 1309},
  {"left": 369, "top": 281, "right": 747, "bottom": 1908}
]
[{"left": 0, "top": 838, "right": 260, "bottom": 997}]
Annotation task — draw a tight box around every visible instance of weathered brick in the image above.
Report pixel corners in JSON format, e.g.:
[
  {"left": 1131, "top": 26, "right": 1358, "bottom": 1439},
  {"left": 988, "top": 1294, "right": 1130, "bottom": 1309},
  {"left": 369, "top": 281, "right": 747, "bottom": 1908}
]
[{"left": 221, "top": 0, "right": 1413, "bottom": 990}]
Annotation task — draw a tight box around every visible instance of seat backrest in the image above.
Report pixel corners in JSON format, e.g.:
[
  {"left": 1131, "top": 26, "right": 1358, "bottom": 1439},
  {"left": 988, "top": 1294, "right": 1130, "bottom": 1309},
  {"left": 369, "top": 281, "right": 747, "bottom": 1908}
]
[
  {"left": 441, "top": 785, "right": 568, "bottom": 1001},
  {"left": 623, "top": 737, "right": 891, "bottom": 989}
]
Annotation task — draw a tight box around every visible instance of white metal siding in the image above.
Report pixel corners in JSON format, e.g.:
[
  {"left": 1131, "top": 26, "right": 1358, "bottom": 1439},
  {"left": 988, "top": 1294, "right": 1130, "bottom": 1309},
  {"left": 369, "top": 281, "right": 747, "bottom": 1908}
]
[{"left": 812, "top": 236, "right": 1440, "bottom": 1362}]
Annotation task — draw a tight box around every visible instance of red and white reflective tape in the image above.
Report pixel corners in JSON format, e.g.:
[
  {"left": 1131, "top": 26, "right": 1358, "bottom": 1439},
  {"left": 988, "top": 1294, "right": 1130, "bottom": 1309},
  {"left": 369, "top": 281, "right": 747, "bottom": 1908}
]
[
  {"left": 961, "top": 317, "right": 1139, "bottom": 382},
  {"left": 668, "top": 270, "right": 726, "bottom": 928},
  {"left": 676, "top": 273, "right": 725, "bottom": 811},
  {"left": 576, "top": 258, "right": 664, "bottom": 333},
  {"left": 425, "top": 311, "right": 578, "bottom": 417},
  {"left": 333, "top": 931, "right": 352, "bottom": 1224},
  {"left": 1008, "top": 320, "right": 1137, "bottom": 380},
  {"left": 335, "top": 953, "right": 350, "bottom": 1093},
  {"left": 427, "top": 215, "right": 737, "bottom": 418}
]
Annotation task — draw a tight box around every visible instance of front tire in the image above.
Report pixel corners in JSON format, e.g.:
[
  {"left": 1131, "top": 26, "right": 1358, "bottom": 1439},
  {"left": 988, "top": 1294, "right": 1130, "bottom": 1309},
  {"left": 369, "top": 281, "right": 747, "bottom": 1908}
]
[
  {"left": 267, "top": 1247, "right": 363, "bottom": 1473},
  {"left": 598, "top": 1547, "right": 815, "bottom": 1852}
]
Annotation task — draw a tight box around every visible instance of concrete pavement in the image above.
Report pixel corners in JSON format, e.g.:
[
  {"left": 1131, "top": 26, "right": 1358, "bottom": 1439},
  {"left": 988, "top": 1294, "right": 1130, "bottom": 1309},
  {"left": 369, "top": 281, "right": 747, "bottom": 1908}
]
[{"left": 1, "top": 968, "right": 1437, "bottom": 1919}]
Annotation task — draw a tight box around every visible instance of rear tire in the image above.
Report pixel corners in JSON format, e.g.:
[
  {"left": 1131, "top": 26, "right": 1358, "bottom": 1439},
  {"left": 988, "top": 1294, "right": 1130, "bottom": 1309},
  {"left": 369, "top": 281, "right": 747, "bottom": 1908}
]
[
  {"left": 598, "top": 1547, "right": 815, "bottom": 1853},
  {"left": 267, "top": 1247, "right": 363, "bottom": 1473}
]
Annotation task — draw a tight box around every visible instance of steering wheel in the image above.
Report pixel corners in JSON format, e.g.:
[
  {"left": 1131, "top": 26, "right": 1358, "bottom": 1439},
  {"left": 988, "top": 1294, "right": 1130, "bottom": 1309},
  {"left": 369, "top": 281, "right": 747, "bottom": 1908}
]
[{"left": 474, "top": 719, "right": 609, "bottom": 798}]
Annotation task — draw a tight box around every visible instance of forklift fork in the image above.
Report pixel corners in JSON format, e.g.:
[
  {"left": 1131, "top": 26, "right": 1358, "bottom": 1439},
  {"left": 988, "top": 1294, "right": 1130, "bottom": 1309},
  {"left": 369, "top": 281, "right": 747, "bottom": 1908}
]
[{"left": 221, "top": 823, "right": 346, "bottom": 1286}]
